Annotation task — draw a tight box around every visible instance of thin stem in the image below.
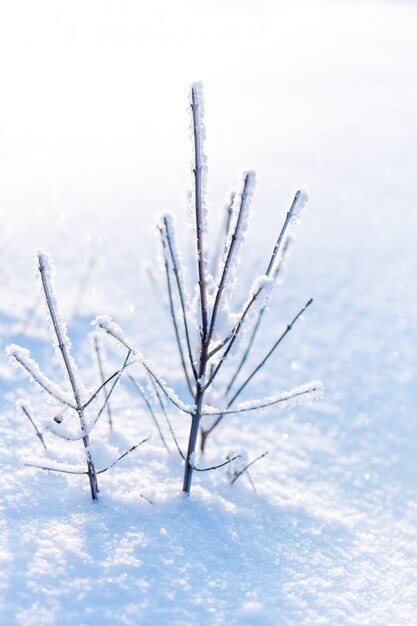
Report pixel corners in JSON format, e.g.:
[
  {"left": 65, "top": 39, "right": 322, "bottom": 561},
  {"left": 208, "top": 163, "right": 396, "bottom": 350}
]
[
  {"left": 11, "top": 352, "right": 75, "bottom": 408},
  {"left": 204, "top": 283, "right": 266, "bottom": 390},
  {"left": 205, "top": 194, "right": 301, "bottom": 390},
  {"left": 82, "top": 365, "right": 132, "bottom": 410},
  {"left": 161, "top": 221, "right": 196, "bottom": 387},
  {"left": 203, "top": 385, "right": 321, "bottom": 416},
  {"left": 226, "top": 236, "right": 293, "bottom": 396},
  {"left": 182, "top": 384, "right": 204, "bottom": 493},
  {"left": 128, "top": 374, "right": 170, "bottom": 453},
  {"left": 89, "top": 350, "right": 132, "bottom": 431},
  {"left": 201, "top": 299, "right": 312, "bottom": 444},
  {"left": 265, "top": 190, "right": 301, "bottom": 277},
  {"left": 26, "top": 439, "right": 148, "bottom": 476},
  {"left": 20, "top": 404, "right": 47, "bottom": 450},
  {"left": 94, "top": 336, "right": 113, "bottom": 431},
  {"left": 207, "top": 173, "right": 252, "bottom": 346},
  {"left": 148, "top": 374, "right": 185, "bottom": 460},
  {"left": 230, "top": 451, "right": 268, "bottom": 485},
  {"left": 229, "top": 298, "right": 313, "bottom": 405},
  {"left": 142, "top": 362, "right": 193, "bottom": 415},
  {"left": 192, "top": 453, "right": 240, "bottom": 472},
  {"left": 210, "top": 191, "right": 235, "bottom": 278},
  {"left": 96, "top": 438, "right": 148, "bottom": 474},
  {"left": 26, "top": 463, "right": 87, "bottom": 475},
  {"left": 38, "top": 253, "right": 98, "bottom": 500}
]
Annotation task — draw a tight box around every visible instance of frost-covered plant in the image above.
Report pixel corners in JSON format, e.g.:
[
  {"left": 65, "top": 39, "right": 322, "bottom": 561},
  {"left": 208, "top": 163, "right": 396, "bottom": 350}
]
[
  {"left": 94, "top": 82, "right": 323, "bottom": 496},
  {"left": 6, "top": 251, "right": 145, "bottom": 501}
]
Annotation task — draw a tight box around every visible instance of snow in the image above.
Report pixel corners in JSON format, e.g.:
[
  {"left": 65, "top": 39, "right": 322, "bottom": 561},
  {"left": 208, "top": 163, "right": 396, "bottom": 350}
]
[{"left": 1, "top": 0, "right": 417, "bottom": 624}]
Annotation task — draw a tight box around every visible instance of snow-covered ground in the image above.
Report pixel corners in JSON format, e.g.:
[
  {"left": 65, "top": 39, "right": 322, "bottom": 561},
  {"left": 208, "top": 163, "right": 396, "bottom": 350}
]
[{"left": 1, "top": 1, "right": 417, "bottom": 624}]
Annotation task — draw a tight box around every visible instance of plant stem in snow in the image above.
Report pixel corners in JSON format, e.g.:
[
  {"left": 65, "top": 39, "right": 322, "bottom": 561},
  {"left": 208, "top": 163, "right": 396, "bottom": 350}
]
[
  {"left": 230, "top": 451, "right": 268, "bottom": 485},
  {"left": 200, "top": 299, "right": 313, "bottom": 450},
  {"left": 226, "top": 236, "right": 293, "bottom": 396},
  {"left": 207, "top": 172, "right": 254, "bottom": 346},
  {"left": 20, "top": 403, "right": 47, "bottom": 450},
  {"left": 94, "top": 336, "right": 113, "bottom": 431},
  {"left": 160, "top": 221, "right": 196, "bottom": 390},
  {"left": 38, "top": 252, "right": 99, "bottom": 501},
  {"left": 191, "top": 83, "right": 209, "bottom": 339},
  {"left": 210, "top": 191, "right": 235, "bottom": 277},
  {"left": 128, "top": 374, "right": 170, "bottom": 453},
  {"left": 182, "top": 83, "right": 210, "bottom": 494}
]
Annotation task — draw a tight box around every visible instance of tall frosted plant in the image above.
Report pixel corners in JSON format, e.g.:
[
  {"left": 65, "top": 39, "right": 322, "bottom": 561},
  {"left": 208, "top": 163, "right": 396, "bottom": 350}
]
[{"left": 95, "top": 82, "right": 323, "bottom": 495}]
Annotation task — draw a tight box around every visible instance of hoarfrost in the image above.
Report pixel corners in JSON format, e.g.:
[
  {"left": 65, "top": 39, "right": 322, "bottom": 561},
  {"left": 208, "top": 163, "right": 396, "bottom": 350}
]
[{"left": 6, "top": 344, "right": 74, "bottom": 407}]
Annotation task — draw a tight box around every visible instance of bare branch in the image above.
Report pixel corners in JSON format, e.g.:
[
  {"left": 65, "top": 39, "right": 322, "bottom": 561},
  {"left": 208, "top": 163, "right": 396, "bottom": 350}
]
[
  {"left": 192, "top": 453, "right": 241, "bottom": 473},
  {"left": 204, "top": 277, "right": 272, "bottom": 389},
  {"left": 142, "top": 361, "right": 193, "bottom": 416},
  {"left": 26, "top": 463, "right": 87, "bottom": 475},
  {"left": 37, "top": 251, "right": 98, "bottom": 499},
  {"left": 160, "top": 220, "right": 196, "bottom": 390},
  {"left": 19, "top": 403, "right": 47, "bottom": 450},
  {"left": 96, "top": 438, "right": 148, "bottom": 474},
  {"left": 89, "top": 350, "right": 132, "bottom": 431},
  {"left": 228, "top": 298, "right": 313, "bottom": 405},
  {"left": 94, "top": 335, "right": 113, "bottom": 431},
  {"left": 207, "top": 172, "right": 255, "bottom": 346},
  {"left": 265, "top": 190, "right": 303, "bottom": 276},
  {"left": 147, "top": 374, "right": 185, "bottom": 460},
  {"left": 226, "top": 235, "right": 293, "bottom": 395},
  {"left": 7, "top": 347, "right": 75, "bottom": 408},
  {"left": 128, "top": 374, "right": 170, "bottom": 453},
  {"left": 210, "top": 190, "right": 235, "bottom": 277},
  {"left": 203, "top": 382, "right": 323, "bottom": 416},
  {"left": 230, "top": 451, "right": 269, "bottom": 485}
]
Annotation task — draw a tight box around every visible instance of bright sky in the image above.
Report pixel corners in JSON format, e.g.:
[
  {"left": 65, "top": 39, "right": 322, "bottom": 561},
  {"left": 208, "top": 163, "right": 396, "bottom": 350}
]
[{"left": 0, "top": 0, "right": 416, "bottom": 248}]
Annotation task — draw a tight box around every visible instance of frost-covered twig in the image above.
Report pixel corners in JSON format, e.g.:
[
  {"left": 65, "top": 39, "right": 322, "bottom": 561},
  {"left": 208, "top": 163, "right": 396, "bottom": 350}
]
[
  {"left": 210, "top": 190, "right": 235, "bottom": 277},
  {"left": 8, "top": 252, "right": 142, "bottom": 501},
  {"left": 93, "top": 317, "right": 193, "bottom": 416},
  {"left": 160, "top": 218, "right": 196, "bottom": 388},
  {"left": 202, "top": 381, "right": 323, "bottom": 416},
  {"left": 141, "top": 362, "right": 193, "bottom": 415},
  {"left": 192, "top": 453, "right": 241, "bottom": 473},
  {"left": 39, "top": 251, "right": 99, "bottom": 499},
  {"left": 128, "top": 374, "right": 170, "bottom": 452},
  {"left": 96, "top": 438, "right": 148, "bottom": 474},
  {"left": 230, "top": 298, "right": 313, "bottom": 403},
  {"left": 200, "top": 299, "right": 313, "bottom": 448},
  {"left": 26, "top": 439, "right": 148, "bottom": 476},
  {"left": 147, "top": 374, "right": 185, "bottom": 459},
  {"left": 25, "top": 463, "right": 87, "bottom": 475},
  {"left": 88, "top": 350, "right": 132, "bottom": 431},
  {"left": 230, "top": 451, "right": 268, "bottom": 485},
  {"left": 226, "top": 235, "right": 293, "bottom": 395},
  {"left": 94, "top": 335, "right": 113, "bottom": 431},
  {"left": 207, "top": 172, "right": 256, "bottom": 345},
  {"left": 18, "top": 401, "right": 47, "bottom": 450},
  {"left": 7, "top": 346, "right": 75, "bottom": 408},
  {"left": 204, "top": 275, "right": 273, "bottom": 390},
  {"left": 265, "top": 189, "right": 308, "bottom": 276}
]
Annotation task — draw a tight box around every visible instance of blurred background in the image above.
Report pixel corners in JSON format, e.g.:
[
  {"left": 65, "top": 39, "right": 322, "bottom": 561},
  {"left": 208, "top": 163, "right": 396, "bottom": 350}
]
[{"left": 1, "top": 0, "right": 416, "bottom": 314}]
